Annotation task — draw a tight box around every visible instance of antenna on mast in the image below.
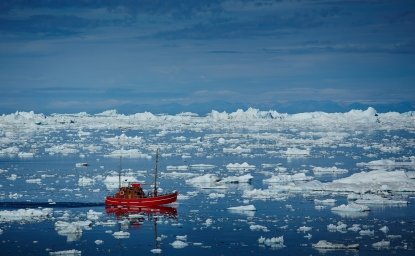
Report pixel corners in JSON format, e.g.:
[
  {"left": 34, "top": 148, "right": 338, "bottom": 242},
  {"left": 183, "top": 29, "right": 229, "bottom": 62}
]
[{"left": 153, "top": 148, "right": 159, "bottom": 196}]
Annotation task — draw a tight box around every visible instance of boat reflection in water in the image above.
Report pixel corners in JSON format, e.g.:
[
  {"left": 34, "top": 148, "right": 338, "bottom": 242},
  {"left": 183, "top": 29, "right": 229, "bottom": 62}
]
[
  {"left": 105, "top": 205, "right": 177, "bottom": 219},
  {"left": 106, "top": 205, "right": 178, "bottom": 252}
]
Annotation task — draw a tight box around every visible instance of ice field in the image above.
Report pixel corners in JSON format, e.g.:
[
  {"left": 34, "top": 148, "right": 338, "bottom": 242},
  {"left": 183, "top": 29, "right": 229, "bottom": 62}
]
[{"left": 0, "top": 107, "right": 415, "bottom": 255}]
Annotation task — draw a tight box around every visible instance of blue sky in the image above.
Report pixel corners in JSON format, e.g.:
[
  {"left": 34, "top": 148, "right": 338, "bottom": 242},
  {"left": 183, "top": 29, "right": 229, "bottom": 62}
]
[{"left": 0, "top": 0, "right": 414, "bottom": 113}]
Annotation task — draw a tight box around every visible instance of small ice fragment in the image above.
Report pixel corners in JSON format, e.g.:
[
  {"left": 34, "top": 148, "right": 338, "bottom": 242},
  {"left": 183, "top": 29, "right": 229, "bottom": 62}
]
[
  {"left": 372, "top": 240, "right": 390, "bottom": 249},
  {"left": 94, "top": 240, "right": 103, "bottom": 245},
  {"left": 379, "top": 226, "right": 389, "bottom": 233},
  {"left": 171, "top": 240, "right": 188, "bottom": 249},
  {"left": 49, "top": 249, "right": 82, "bottom": 255},
  {"left": 113, "top": 231, "right": 130, "bottom": 239}
]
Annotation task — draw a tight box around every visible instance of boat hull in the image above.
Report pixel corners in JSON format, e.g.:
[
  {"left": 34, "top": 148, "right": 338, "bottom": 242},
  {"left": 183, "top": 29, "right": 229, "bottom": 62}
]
[{"left": 105, "top": 191, "right": 178, "bottom": 207}]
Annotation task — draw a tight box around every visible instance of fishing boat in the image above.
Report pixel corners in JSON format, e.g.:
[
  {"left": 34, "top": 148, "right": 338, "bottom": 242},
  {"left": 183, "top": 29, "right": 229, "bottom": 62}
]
[{"left": 105, "top": 149, "right": 178, "bottom": 207}]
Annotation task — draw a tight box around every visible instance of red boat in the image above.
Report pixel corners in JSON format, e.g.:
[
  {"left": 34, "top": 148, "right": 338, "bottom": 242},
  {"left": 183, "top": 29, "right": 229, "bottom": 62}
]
[{"left": 105, "top": 149, "right": 178, "bottom": 207}]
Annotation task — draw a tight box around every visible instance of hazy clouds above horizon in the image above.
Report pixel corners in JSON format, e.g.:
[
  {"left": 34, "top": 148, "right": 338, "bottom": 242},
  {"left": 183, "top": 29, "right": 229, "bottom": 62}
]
[{"left": 1, "top": 0, "right": 414, "bottom": 112}]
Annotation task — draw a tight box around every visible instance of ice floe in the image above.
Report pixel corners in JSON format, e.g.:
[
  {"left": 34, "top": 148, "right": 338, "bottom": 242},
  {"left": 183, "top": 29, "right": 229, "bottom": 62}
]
[
  {"left": 264, "top": 173, "right": 313, "bottom": 183},
  {"left": 113, "top": 230, "right": 130, "bottom": 239},
  {"left": 313, "top": 166, "right": 348, "bottom": 175},
  {"left": 331, "top": 203, "right": 370, "bottom": 212},
  {"left": 55, "top": 220, "right": 92, "bottom": 242},
  {"left": 312, "top": 240, "right": 359, "bottom": 250},
  {"left": 372, "top": 240, "right": 390, "bottom": 249},
  {"left": 227, "top": 205, "right": 256, "bottom": 211},
  {"left": 226, "top": 162, "right": 255, "bottom": 171},
  {"left": 250, "top": 224, "right": 269, "bottom": 232},
  {"left": 49, "top": 249, "right": 82, "bottom": 256},
  {"left": 0, "top": 208, "right": 53, "bottom": 223},
  {"left": 258, "top": 236, "right": 285, "bottom": 248}
]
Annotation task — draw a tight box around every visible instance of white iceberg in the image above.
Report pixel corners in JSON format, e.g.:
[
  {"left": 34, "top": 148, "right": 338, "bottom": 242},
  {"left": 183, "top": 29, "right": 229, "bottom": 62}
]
[
  {"left": 331, "top": 203, "right": 370, "bottom": 212},
  {"left": 0, "top": 208, "right": 53, "bottom": 223},
  {"left": 227, "top": 205, "right": 256, "bottom": 211},
  {"left": 313, "top": 166, "right": 348, "bottom": 175},
  {"left": 171, "top": 240, "right": 188, "bottom": 249},
  {"left": 258, "top": 235, "right": 284, "bottom": 248},
  {"left": 220, "top": 174, "right": 253, "bottom": 183},
  {"left": 312, "top": 240, "right": 359, "bottom": 250},
  {"left": 113, "top": 231, "right": 130, "bottom": 239}
]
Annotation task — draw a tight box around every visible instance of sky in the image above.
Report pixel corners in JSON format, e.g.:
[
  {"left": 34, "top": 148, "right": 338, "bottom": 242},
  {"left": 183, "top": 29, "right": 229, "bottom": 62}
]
[{"left": 0, "top": 0, "right": 414, "bottom": 114}]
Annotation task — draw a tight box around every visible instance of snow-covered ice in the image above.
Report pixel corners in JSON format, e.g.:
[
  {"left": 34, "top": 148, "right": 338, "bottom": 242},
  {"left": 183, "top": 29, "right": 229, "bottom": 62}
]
[{"left": 312, "top": 240, "right": 359, "bottom": 250}]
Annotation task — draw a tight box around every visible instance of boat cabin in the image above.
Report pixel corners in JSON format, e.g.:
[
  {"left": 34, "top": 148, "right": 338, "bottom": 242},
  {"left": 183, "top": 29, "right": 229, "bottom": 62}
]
[{"left": 116, "top": 183, "right": 146, "bottom": 199}]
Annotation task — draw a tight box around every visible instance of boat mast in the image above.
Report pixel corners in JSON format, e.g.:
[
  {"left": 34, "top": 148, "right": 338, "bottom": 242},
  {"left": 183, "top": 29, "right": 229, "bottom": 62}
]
[
  {"left": 153, "top": 148, "right": 159, "bottom": 196},
  {"left": 118, "top": 155, "right": 122, "bottom": 189}
]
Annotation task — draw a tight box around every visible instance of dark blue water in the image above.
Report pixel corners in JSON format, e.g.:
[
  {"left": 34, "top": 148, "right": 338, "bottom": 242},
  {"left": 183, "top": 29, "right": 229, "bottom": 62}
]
[{"left": 0, "top": 125, "right": 414, "bottom": 255}]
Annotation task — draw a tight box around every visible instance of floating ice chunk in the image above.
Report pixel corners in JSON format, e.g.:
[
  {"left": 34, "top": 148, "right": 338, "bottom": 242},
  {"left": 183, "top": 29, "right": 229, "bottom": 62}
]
[
  {"left": 227, "top": 205, "right": 256, "bottom": 211},
  {"left": 171, "top": 240, "right": 188, "bottom": 249},
  {"left": 264, "top": 173, "right": 313, "bottom": 183},
  {"left": 357, "top": 159, "right": 415, "bottom": 170},
  {"left": 18, "top": 152, "right": 34, "bottom": 158},
  {"left": 102, "top": 134, "right": 143, "bottom": 146},
  {"left": 176, "top": 235, "right": 187, "bottom": 241},
  {"left": 372, "top": 240, "right": 390, "bottom": 249},
  {"left": 226, "top": 162, "right": 255, "bottom": 170},
  {"left": 7, "top": 174, "right": 18, "bottom": 181},
  {"left": 94, "top": 240, "right": 103, "bottom": 245},
  {"left": 0, "top": 146, "right": 19, "bottom": 156},
  {"left": 113, "top": 231, "right": 130, "bottom": 239},
  {"left": 220, "top": 174, "right": 253, "bottom": 183},
  {"left": 103, "top": 175, "right": 140, "bottom": 189},
  {"left": 379, "top": 226, "right": 389, "bottom": 233},
  {"left": 55, "top": 220, "right": 92, "bottom": 242},
  {"left": 86, "top": 209, "right": 102, "bottom": 221},
  {"left": 331, "top": 203, "right": 370, "bottom": 212},
  {"left": 150, "top": 248, "right": 162, "bottom": 254},
  {"left": 314, "top": 199, "right": 336, "bottom": 205},
  {"left": 163, "top": 171, "right": 197, "bottom": 179},
  {"left": 186, "top": 174, "right": 226, "bottom": 188},
  {"left": 359, "top": 229, "right": 374, "bottom": 236},
  {"left": 204, "top": 219, "right": 213, "bottom": 227},
  {"left": 283, "top": 148, "right": 310, "bottom": 157},
  {"left": 258, "top": 236, "right": 284, "bottom": 248},
  {"left": 327, "top": 221, "right": 347, "bottom": 232},
  {"left": 354, "top": 194, "right": 408, "bottom": 205},
  {"left": 348, "top": 224, "right": 361, "bottom": 232},
  {"left": 208, "top": 193, "right": 225, "bottom": 199},
  {"left": 250, "top": 224, "right": 269, "bottom": 232},
  {"left": 105, "top": 149, "right": 151, "bottom": 159},
  {"left": 189, "top": 164, "right": 216, "bottom": 170},
  {"left": 78, "top": 177, "right": 95, "bottom": 187},
  {"left": 26, "top": 178, "right": 42, "bottom": 184},
  {"left": 0, "top": 208, "right": 52, "bottom": 223},
  {"left": 297, "top": 226, "right": 312, "bottom": 233},
  {"left": 312, "top": 240, "right": 359, "bottom": 250},
  {"left": 223, "top": 146, "right": 251, "bottom": 154},
  {"left": 313, "top": 166, "right": 348, "bottom": 175},
  {"left": 326, "top": 170, "right": 415, "bottom": 193},
  {"left": 49, "top": 249, "right": 82, "bottom": 256},
  {"left": 8, "top": 192, "right": 22, "bottom": 199},
  {"left": 45, "top": 144, "right": 79, "bottom": 155},
  {"left": 166, "top": 165, "right": 189, "bottom": 171},
  {"left": 75, "top": 163, "right": 88, "bottom": 167}
]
